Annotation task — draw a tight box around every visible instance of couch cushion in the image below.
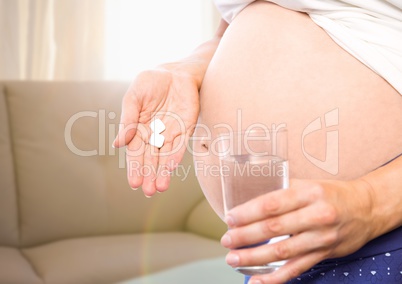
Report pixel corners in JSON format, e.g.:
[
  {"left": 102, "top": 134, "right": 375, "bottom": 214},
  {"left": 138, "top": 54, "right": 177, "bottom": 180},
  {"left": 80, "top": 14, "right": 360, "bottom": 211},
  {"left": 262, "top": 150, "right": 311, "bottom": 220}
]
[
  {"left": 23, "top": 232, "right": 228, "bottom": 284},
  {"left": 4, "top": 81, "right": 206, "bottom": 247},
  {"left": 0, "top": 84, "right": 19, "bottom": 246},
  {"left": 0, "top": 247, "right": 43, "bottom": 284}
]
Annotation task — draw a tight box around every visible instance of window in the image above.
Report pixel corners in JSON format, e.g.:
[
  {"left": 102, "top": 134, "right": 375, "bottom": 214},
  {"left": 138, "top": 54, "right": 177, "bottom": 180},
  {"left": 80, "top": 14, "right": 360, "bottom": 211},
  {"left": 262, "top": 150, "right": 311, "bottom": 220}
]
[
  {"left": 104, "top": 0, "right": 218, "bottom": 80},
  {"left": 0, "top": 0, "right": 219, "bottom": 80}
]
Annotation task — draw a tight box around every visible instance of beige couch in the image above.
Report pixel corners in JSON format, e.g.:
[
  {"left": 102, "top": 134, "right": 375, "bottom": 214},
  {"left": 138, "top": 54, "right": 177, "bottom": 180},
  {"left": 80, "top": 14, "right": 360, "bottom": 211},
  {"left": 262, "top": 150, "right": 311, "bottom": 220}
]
[{"left": 0, "top": 81, "right": 233, "bottom": 284}]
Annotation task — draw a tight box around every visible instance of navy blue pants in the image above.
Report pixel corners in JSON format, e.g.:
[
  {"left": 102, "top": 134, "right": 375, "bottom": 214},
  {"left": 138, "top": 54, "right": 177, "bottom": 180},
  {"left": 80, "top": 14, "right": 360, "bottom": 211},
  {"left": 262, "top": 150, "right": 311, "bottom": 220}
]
[{"left": 244, "top": 226, "right": 402, "bottom": 284}]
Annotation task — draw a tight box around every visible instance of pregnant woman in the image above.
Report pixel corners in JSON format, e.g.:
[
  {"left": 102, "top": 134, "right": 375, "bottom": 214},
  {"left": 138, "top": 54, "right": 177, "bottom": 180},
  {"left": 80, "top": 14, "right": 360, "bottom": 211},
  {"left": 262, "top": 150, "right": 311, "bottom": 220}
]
[{"left": 114, "top": 1, "right": 402, "bottom": 283}]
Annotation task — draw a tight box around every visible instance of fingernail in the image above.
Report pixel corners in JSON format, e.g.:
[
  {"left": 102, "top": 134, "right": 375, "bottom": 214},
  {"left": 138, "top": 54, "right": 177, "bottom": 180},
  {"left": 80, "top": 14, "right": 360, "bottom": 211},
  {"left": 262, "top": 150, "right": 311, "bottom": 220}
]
[
  {"left": 225, "top": 215, "right": 236, "bottom": 227},
  {"left": 131, "top": 187, "right": 138, "bottom": 191},
  {"left": 144, "top": 194, "right": 152, "bottom": 198},
  {"left": 249, "top": 280, "right": 262, "bottom": 284},
  {"left": 112, "top": 137, "right": 118, "bottom": 148},
  {"left": 226, "top": 254, "right": 239, "bottom": 267},
  {"left": 221, "top": 234, "right": 232, "bottom": 247}
]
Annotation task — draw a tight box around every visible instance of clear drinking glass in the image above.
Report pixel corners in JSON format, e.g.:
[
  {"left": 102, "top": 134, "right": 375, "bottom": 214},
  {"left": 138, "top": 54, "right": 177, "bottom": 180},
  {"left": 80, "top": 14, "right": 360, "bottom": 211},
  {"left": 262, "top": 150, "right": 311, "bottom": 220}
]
[{"left": 218, "top": 128, "right": 289, "bottom": 276}]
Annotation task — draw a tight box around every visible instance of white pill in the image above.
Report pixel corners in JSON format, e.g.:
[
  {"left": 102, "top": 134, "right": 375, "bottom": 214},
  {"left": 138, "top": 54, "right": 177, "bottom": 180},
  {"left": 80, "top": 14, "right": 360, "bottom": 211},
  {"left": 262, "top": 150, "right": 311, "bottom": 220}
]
[
  {"left": 150, "top": 119, "right": 166, "bottom": 134},
  {"left": 149, "top": 133, "right": 165, "bottom": 148}
]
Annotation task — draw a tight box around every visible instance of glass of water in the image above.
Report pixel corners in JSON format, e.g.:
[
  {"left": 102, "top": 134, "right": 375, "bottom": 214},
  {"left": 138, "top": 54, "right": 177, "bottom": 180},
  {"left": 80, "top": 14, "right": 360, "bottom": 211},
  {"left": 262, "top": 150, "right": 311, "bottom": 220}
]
[{"left": 218, "top": 128, "right": 289, "bottom": 276}]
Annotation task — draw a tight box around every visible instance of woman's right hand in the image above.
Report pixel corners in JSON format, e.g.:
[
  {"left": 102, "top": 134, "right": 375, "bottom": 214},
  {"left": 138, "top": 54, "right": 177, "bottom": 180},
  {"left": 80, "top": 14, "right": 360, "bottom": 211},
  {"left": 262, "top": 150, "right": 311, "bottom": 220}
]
[
  {"left": 113, "top": 66, "right": 200, "bottom": 197},
  {"left": 113, "top": 19, "right": 228, "bottom": 197}
]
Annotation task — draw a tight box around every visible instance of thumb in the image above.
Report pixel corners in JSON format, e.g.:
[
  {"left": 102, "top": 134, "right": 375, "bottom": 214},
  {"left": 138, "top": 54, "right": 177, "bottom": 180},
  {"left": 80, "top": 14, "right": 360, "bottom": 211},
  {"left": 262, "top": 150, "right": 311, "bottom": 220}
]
[{"left": 113, "top": 95, "right": 140, "bottom": 148}]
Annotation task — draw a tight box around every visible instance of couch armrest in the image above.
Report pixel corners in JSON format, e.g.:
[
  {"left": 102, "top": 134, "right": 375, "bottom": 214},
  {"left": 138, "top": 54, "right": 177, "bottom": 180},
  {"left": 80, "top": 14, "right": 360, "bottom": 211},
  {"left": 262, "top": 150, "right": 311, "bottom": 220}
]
[{"left": 185, "top": 199, "right": 226, "bottom": 241}]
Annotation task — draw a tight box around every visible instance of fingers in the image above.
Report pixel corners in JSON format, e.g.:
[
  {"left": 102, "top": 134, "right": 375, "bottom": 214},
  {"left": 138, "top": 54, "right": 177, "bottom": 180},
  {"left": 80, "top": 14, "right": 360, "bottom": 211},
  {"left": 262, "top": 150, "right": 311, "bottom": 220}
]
[
  {"left": 222, "top": 199, "right": 341, "bottom": 250},
  {"left": 126, "top": 127, "right": 168, "bottom": 196},
  {"left": 124, "top": 125, "right": 190, "bottom": 197},
  {"left": 224, "top": 229, "right": 335, "bottom": 268},
  {"left": 121, "top": 107, "right": 193, "bottom": 195},
  {"left": 225, "top": 179, "right": 326, "bottom": 228},
  {"left": 113, "top": 90, "right": 141, "bottom": 148},
  {"left": 248, "top": 251, "right": 326, "bottom": 284},
  {"left": 221, "top": 180, "right": 352, "bottom": 283},
  {"left": 114, "top": 67, "right": 200, "bottom": 197},
  {"left": 224, "top": 230, "right": 333, "bottom": 284},
  {"left": 155, "top": 132, "right": 190, "bottom": 192},
  {"left": 155, "top": 140, "right": 173, "bottom": 192},
  {"left": 154, "top": 113, "right": 189, "bottom": 192},
  {"left": 225, "top": 187, "right": 302, "bottom": 229},
  {"left": 222, "top": 210, "right": 300, "bottom": 249},
  {"left": 125, "top": 122, "right": 158, "bottom": 195},
  {"left": 142, "top": 144, "right": 159, "bottom": 197},
  {"left": 126, "top": 131, "right": 146, "bottom": 189}
]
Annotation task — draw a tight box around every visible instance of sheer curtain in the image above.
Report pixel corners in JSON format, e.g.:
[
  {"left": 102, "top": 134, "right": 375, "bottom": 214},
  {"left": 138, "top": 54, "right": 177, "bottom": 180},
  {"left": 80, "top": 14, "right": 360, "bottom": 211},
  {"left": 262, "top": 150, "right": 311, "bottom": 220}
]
[
  {"left": 0, "top": 0, "right": 105, "bottom": 80},
  {"left": 104, "top": 0, "right": 220, "bottom": 80},
  {"left": 0, "top": 0, "right": 219, "bottom": 81}
]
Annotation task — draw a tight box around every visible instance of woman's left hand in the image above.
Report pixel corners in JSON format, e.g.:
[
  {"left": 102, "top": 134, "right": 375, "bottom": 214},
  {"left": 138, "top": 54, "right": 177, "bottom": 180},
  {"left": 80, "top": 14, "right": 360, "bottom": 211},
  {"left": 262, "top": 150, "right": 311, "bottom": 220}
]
[{"left": 220, "top": 178, "right": 375, "bottom": 284}]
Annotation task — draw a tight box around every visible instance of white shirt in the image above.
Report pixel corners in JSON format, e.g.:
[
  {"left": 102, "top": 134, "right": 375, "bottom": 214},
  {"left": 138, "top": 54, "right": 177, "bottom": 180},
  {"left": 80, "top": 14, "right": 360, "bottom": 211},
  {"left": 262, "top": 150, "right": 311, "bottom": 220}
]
[{"left": 214, "top": 0, "right": 402, "bottom": 95}]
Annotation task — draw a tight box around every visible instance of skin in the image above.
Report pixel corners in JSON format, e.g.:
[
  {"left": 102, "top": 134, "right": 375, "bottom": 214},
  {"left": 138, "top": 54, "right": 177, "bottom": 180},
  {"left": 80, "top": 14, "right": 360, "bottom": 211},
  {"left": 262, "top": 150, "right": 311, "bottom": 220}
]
[
  {"left": 113, "top": 19, "right": 227, "bottom": 196},
  {"left": 114, "top": 1, "right": 402, "bottom": 283}
]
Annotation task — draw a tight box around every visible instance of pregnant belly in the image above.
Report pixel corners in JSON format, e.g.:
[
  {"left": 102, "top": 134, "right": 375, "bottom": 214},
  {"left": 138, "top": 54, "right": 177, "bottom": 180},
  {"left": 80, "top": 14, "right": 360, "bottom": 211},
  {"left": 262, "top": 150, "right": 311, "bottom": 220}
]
[{"left": 192, "top": 2, "right": 402, "bottom": 218}]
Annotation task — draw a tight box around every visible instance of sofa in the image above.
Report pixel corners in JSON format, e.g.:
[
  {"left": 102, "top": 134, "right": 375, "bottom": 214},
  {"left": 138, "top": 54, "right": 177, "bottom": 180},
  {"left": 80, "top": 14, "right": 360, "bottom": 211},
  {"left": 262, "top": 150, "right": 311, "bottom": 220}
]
[{"left": 0, "top": 81, "right": 242, "bottom": 284}]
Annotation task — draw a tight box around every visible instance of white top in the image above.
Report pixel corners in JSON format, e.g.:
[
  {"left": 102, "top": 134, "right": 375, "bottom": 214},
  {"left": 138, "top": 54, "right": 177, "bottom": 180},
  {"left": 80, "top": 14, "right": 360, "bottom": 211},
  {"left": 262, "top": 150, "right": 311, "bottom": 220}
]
[{"left": 214, "top": 0, "right": 402, "bottom": 95}]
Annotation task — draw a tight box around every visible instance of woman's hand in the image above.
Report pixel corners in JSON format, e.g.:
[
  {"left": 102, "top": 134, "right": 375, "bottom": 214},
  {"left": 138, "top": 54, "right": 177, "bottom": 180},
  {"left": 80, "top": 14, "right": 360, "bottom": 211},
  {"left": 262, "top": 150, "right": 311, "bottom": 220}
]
[
  {"left": 113, "top": 67, "right": 200, "bottom": 197},
  {"left": 220, "top": 178, "right": 375, "bottom": 284},
  {"left": 113, "top": 19, "right": 228, "bottom": 197}
]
